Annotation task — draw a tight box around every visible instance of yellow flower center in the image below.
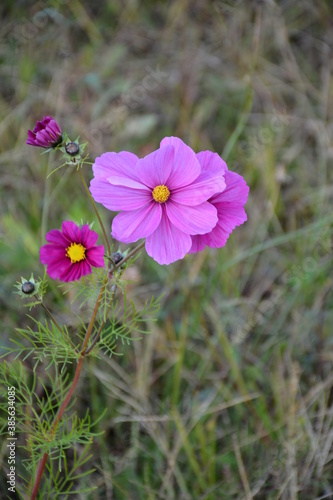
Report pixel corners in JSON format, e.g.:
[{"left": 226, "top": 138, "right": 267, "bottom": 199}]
[
  {"left": 152, "top": 185, "right": 170, "bottom": 203},
  {"left": 66, "top": 243, "right": 86, "bottom": 263}
]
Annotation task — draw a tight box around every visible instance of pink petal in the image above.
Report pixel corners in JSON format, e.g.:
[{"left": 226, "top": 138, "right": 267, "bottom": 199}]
[
  {"left": 211, "top": 171, "right": 249, "bottom": 205},
  {"left": 111, "top": 202, "right": 162, "bottom": 243},
  {"left": 165, "top": 200, "right": 218, "bottom": 235},
  {"left": 196, "top": 151, "right": 227, "bottom": 175},
  {"left": 90, "top": 177, "right": 151, "bottom": 211},
  {"left": 145, "top": 213, "right": 192, "bottom": 265},
  {"left": 106, "top": 175, "right": 150, "bottom": 191},
  {"left": 92, "top": 152, "right": 140, "bottom": 181},
  {"left": 189, "top": 235, "right": 207, "bottom": 254},
  {"left": 118, "top": 151, "right": 139, "bottom": 167},
  {"left": 195, "top": 205, "right": 248, "bottom": 250},
  {"left": 62, "top": 221, "right": 81, "bottom": 243},
  {"left": 160, "top": 137, "right": 201, "bottom": 189},
  {"left": 135, "top": 145, "right": 174, "bottom": 188},
  {"left": 86, "top": 246, "right": 105, "bottom": 267},
  {"left": 171, "top": 170, "right": 226, "bottom": 206}
]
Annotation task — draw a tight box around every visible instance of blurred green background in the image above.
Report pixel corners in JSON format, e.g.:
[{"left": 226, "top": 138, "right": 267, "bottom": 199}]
[{"left": 1, "top": 0, "right": 333, "bottom": 498}]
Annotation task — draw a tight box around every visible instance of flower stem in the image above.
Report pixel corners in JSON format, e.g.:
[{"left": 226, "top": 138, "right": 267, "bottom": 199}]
[
  {"left": 115, "top": 241, "right": 145, "bottom": 269},
  {"left": 77, "top": 169, "right": 111, "bottom": 257},
  {"left": 30, "top": 241, "right": 146, "bottom": 498},
  {"left": 30, "top": 282, "right": 104, "bottom": 499}
]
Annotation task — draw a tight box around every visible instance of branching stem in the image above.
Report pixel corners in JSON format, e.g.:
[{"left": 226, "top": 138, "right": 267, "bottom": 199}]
[{"left": 30, "top": 241, "right": 144, "bottom": 498}]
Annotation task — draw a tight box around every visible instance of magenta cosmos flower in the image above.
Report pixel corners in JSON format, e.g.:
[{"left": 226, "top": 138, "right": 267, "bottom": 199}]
[
  {"left": 26, "top": 116, "right": 62, "bottom": 148},
  {"left": 190, "top": 152, "right": 249, "bottom": 253},
  {"left": 40, "top": 221, "right": 105, "bottom": 282},
  {"left": 90, "top": 137, "right": 226, "bottom": 265}
]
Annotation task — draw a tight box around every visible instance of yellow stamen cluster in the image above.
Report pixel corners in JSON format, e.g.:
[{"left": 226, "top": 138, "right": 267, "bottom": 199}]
[
  {"left": 66, "top": 243, "right": 86, "bottom": 263},
  {"left": 152, "top": 184, "right": 170, "bottom": 203}
]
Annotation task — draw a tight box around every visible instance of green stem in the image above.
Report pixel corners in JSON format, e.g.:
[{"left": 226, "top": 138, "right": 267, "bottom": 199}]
[
  {"left": 30, "top": 240, "right": 146, "bottom": 497},
  {"left": 114, "top": 241, "right": 145, "bottom": 270},
  {"left": 77, "top": 169, "right": 111, "bottom": 257}
]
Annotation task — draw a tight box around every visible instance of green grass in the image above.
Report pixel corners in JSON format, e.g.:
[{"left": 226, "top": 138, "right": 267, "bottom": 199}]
[{"left": 1, "top": 0, "right": 333, "bottom": 498}]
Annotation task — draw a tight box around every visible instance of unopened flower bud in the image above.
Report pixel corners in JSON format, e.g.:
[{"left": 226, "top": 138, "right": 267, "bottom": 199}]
[
  {"left": 111, "top": 252, "right": 123, "bottom": 265},
  {"left": 65, "top": 142, "right": 80, "bottom": 156},
  {"left": 21, "top": 281, "right": 35, "bottom": 294}
]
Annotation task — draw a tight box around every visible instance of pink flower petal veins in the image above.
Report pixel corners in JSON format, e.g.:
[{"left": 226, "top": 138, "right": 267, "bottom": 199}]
[
  {"left": 196, "top": 151, "right": 227, "bottom": 175},
  {"left": 90, "top": 177, "right": 151, "bottom": 211},
  {"left": 92, "top": 152, "right": 140, "bottom": 181},
  {"left": 135, "top": 145, "right": 175, "bottom": 188},
  {"left": 160, "top": 137, "right": 201, "bottom": 189},
  {"left": 111, "top": 202, "right": 162, "bottom": 243},
  {"left": 189, "top": 169, "right": 249, "bottom": 252},
  {"left": 171, "top": 170, "right": 226, "bottom": 206},
  {"left": 165, "top": 200, "right": 218, "bottom": 235},
  {"left": 145, "top": 212, "right": 192, "bottom": 265},
  {"left": 211, "top": 170, "right": 249, "bottom": 205}
]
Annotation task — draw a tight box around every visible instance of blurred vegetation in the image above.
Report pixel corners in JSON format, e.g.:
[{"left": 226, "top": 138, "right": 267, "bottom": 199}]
[{"left": 1, "top": 0, "right": 333, "bottom": 498}]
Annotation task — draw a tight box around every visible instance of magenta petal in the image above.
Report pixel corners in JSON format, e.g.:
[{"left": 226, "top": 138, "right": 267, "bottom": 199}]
[
  {"left": 160, "top": 137, "right": 201, "bottom": 189},
  {"left": 80, "top": 225, "right": 99, "bottom": 248},
  {"left": 45, "top": 229, "right": 70, "bottom": 246},
  {"left": 196, "top": 151, "right": 228, "bottom": 175},
  {"left": 45, "top": 259, "right": 71, "bottom": 280},
  {"left": 62, "top": 221, "right": 81, "bottom": 243},
  {"left": 86, "top": 246, "right": 105, "bottom": 267},
  {"left": 145, "top": 214, "right": 192, "bottom": 265},
  {"left": 211, "top": 171, "right": 249, "bottom": 205},
  {"left": 165, "top": 200, "right": 218, "bottom": 235},
  {"left": 40, "top": 245, "right": 65, "bottom": 264},
  {"left": 112, "top": 202, "right": 162, "bottom": 243},
  {"left": 90, "top": 177, "right": 151, "bottom": 211},
  {"left": 135, "top": 145, "right": 174, "bottom": 188},
  {"left": 171, "top": 170, "right": 226, "bottom": 206}
]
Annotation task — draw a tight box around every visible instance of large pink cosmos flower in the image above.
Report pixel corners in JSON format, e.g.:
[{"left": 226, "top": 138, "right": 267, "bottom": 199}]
[
  {"left": 26, "top": 116, "right": 62, "bottom": 148},
  {"left": 190, "top": 152, "right": 249, "bottom": 253},
  {"left": 90, "top": 137, "right": 226, "bottom": 265},
  {"left": 40, "top": 221, "right": 105, "bottom": 282}
]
